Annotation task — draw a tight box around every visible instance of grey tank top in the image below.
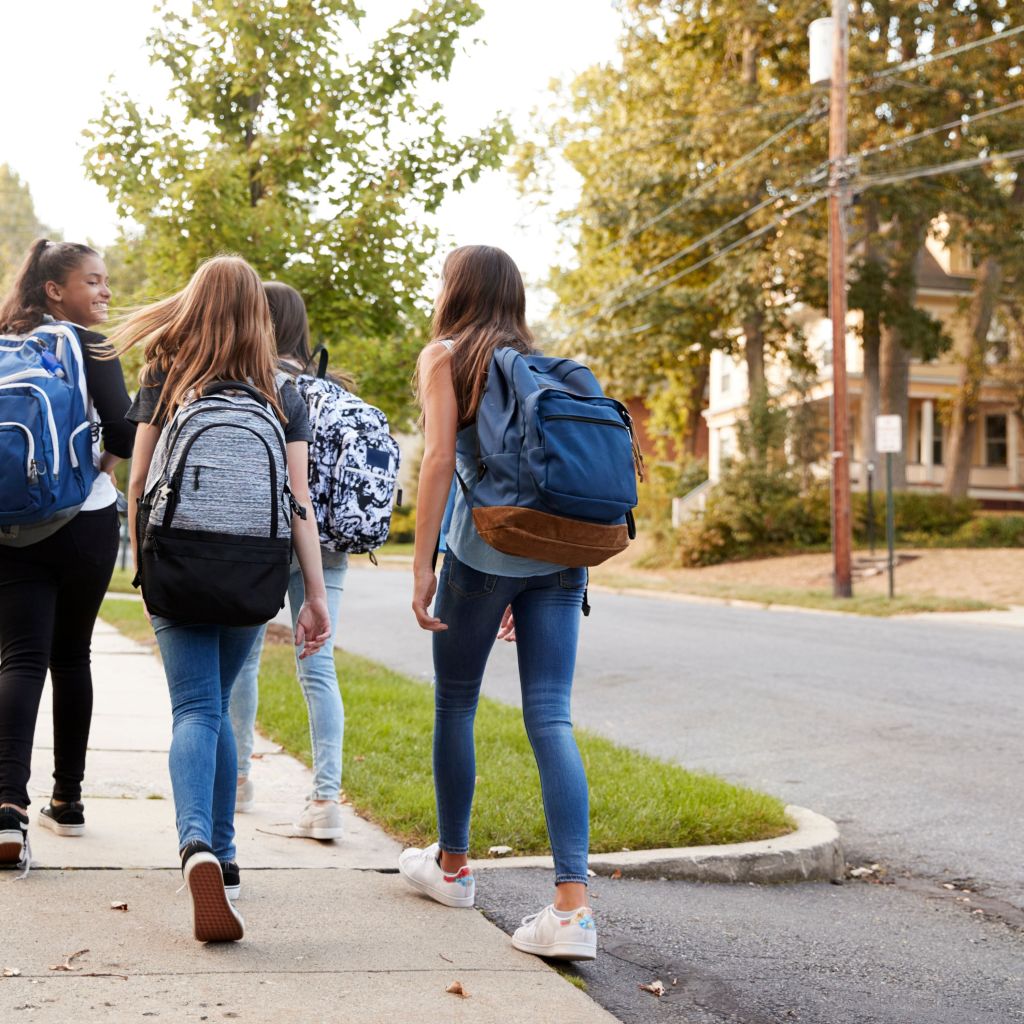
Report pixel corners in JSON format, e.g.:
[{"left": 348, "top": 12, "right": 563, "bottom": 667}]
[{"left": 436, "top": 339, "right": 565, "bottom": 578}]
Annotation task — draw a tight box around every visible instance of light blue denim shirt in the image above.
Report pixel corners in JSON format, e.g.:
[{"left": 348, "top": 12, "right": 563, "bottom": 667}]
[{"left": 445, "top": 423, "right": 567, "bottom": 578}]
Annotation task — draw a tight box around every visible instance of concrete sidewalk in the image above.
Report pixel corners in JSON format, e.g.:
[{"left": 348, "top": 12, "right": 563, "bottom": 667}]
[{"left": 1, "top": 621, "right": 613, "bottom": 1024}]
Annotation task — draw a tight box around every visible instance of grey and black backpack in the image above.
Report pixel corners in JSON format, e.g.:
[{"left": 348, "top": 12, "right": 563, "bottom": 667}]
[
  {"left": 135, "top": 381, "right": 296, "bottom": 626},
  {"left": 293, "top": 350, "right": 400, "bottom": 555}
]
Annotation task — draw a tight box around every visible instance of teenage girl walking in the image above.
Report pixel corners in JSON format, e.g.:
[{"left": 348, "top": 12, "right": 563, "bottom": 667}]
[
  {"left": 119, "top": 257, "right": 330, "bottom": 942},
  {"left": 229, "top": 281, "right": 347, "bottom": 840},
  {"left": 0, "top": 240, "right": 134, "bottom": 865},
  {"left": 398, "top": 245, "right": 597, "bottom": 961}
]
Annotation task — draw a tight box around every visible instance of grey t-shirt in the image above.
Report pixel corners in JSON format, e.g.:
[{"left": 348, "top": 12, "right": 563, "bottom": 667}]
[{"left": 126, "top": 374, "right": 312, "bottom": 444}]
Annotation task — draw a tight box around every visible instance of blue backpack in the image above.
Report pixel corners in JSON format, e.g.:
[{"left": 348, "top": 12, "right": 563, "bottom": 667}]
[
  {"left": 457, "top": 348, "right": 642, "bottom": 567},
  {"left": 0, "top": 322, "right": 97, "bottom": 546}
]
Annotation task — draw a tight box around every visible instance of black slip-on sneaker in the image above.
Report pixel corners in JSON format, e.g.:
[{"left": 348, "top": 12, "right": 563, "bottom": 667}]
[
  {"left": 181, "top": 840, "right": 244, "bottom": 942},
  {"left": 221, "top": 860, "right": 241, "bottom": 901},
  {"left": 0, "top": 807, "right": 28, "bottom": 865},
  {"left": 39, "top": 801, "right": 85, "bottom": 837}
]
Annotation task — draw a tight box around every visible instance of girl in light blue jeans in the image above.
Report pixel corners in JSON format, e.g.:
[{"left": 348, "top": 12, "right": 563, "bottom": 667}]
[
  {"left": 228, "top": 281, "right": 350, "bottom": 840},
  {"left": 230, "top": 551, "right": 347, "bottom": 837}
]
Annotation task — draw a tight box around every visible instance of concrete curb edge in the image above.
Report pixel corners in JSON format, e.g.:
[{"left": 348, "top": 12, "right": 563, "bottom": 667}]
[{"left": 470, "top": 805, "right": 844, "bottom": 884}]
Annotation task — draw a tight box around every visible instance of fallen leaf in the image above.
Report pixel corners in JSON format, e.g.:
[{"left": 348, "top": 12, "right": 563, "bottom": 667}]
[
  {"left": 354, "top": 755, "right": 365, "bottom": 762},
  {"left": 610, "top": 869, "right": 623, "bottom": 880},
  {"left": 445, "top": 981, "right": 468, "bottom": 998},
  {"left": 848, "top": 867, "right": 874, "bottom": 878},
  {"left": 488, "top": 845, "right": 512, "bottom": 857},
  {"left": 639, "top": 980, "right": 666, "bottom": 997},
  {"left": 3, "top": 968, "right": 21, "bottom": 977},
  {"left": 110, "top": 902, "right": 128, "bottom": 912},
  {"left": 49, "top": 949, "right": 88, "bottom": 972}
]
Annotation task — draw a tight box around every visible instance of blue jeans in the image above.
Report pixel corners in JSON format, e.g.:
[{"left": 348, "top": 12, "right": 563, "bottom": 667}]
[
  {"left": 151, "top": 617, "right": 261, "bottom": 863},
  {"left": 432, "top": 552, "right": 590, "bottom": 885},
  {"left": 229, "top": 559, "right": 347, "bottom": 800}
]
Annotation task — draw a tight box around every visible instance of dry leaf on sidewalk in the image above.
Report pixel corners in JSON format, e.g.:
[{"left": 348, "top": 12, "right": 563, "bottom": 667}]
[
  {"left": 610, "top": 869, "right": 623, "bottom": 879},
  {"left": 110, "top": 901, "right": 128, "bottom": 911},
  {"left": 3, "top": 967, "right": 21, "bottom": 977},
  {"left": 639, "top": 980, "right": 666, "bottom": 997},
  {"left": 445, "top": 981, "right": 469, "bottom": 998},
  {"left": 49, "top": 949, "right": 89, "bottom": 972},
  {"left": 487, "top": 845, "right": 512, "bottom": 856}
]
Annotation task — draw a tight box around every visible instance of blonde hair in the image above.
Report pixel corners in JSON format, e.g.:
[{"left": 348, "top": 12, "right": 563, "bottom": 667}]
[{"left": 110, "top": 255, "right": 284, "bottom": 424}]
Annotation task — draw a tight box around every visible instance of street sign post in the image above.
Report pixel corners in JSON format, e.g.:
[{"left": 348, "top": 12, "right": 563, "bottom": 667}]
[{"left": 875, "top": 415, "right": 902, "bottom": 598}]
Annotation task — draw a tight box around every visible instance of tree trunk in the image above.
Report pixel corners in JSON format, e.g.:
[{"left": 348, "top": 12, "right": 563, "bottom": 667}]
[
  {"left": 859, "top": 201, "right": 883, "bottom": 485},
  {"left": 944, "top": 256, "right": 1003, "bottom": 496},
  {"left": 879, "top": 220, "right": 926, "bottom": 489},
  {"left": 684, "top": 361, "right": 710, "bottom": 458},
  {"left": 743, "top": 310, "right": 766, "bottom": 402}
]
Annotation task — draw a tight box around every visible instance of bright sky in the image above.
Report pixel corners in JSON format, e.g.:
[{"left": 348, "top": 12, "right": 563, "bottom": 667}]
[{"left": 1, "top": 0, "right": 622, "bottom": 304}]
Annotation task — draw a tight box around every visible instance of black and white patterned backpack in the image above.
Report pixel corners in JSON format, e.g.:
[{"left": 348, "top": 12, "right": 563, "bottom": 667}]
[{"left": 292, "top": 351, "right": 400, "bottom": 554}]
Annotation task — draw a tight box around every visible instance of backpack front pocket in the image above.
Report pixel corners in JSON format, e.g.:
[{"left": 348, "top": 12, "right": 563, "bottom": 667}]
[{"left": 0, "top": 422, "right": 42, "bottom": 520}]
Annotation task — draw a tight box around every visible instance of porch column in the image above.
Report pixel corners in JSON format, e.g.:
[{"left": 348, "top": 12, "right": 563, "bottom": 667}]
[
  {"left": 921, "top": 399, "right": 935, "bottom": 483},
  {"left": 1010, "top": 412, "right": 1020, "bottom": 488}
]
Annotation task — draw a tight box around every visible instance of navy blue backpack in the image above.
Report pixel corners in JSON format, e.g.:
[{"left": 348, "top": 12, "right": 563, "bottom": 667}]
[
  {"left": 0, "top": 322, "right": 97, "bottom": 546},
  {"left": 457, "top": 348, "right": 642, "bottom": 567}
]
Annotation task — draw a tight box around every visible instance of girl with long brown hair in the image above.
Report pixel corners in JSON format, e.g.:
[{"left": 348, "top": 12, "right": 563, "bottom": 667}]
[
  {"left": 119, "top": 256, "right": 330, "bottom": 943},
  {"left": 0, "top": 240, "right": 134, "bottom": 867},
  {"left": 399, "top": 246, "right": 597, "bottom": 961}
]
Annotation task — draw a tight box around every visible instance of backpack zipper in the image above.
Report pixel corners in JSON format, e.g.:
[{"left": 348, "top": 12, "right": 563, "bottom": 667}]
[
  {"left": 0, "top": 421, "right": 37, "bottom": 481},
  {"left": 0, "top": 381, "right": 60, "bottom": 476},
  {"left": 542, "top": 413, "right": 630, "bottom": 430}
]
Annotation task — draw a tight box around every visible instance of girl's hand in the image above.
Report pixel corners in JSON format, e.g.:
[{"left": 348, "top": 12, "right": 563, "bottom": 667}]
[
  {"left": 295, "top": 595, "right": 331, "bottom": 659},
  {"left": 412, "top": 567, "right": 446, "bottom": 632},
  {"left": 497, "top": 605, "right": 516, "bottom": 643}
]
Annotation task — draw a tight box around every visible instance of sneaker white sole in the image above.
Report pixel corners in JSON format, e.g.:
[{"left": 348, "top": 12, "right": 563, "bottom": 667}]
[
  {"left": 39, "top": 814, "right": 85, "bottom": 837},
  {"left": 293, "top": 824, "right": 343, "bottom": 840},
  {"left": 397, "top": 865, "right": 475, "bottom": 908},
  {"left": 224, "top": 883, "right": 241, "bottom": 902},
  {"left": 511, "top": 935, "right": 597, "bottom": 961},
  {"left": 185, "top": 853, "right": 244, "bottom": 942},
  {"left": 0, "top": 830, "right": 24, "bottom": 864}
]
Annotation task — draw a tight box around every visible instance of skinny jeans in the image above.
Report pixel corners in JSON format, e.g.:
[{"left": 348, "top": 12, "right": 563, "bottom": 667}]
[
  {"left": 432, "top": 551, "right": 590, "bottom": 884},
  {"left": 151, "top": 616, "right": 260, "bottom": 863},
  {"left": 0, "top": 505, "right": 119, "bottom": 808}
]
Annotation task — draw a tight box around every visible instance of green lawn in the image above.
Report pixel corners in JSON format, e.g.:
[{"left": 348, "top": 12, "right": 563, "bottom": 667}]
[
  {"left": 107, "top": 566, "right": 138, "bottom": 595},
  {"left": 98, "top": 597, "right": 791, "bottom": 857}
]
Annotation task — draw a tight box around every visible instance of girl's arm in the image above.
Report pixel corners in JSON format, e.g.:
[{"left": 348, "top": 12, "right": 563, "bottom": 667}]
[
  {"left": 127, "top": 423, "right": 160, "bottom": 575},
  {"left": 412, "top": 344, "right": 459, "bottom": 631},
  {"left": 287, "top": 440, "right": 331, "bottom": 659}
]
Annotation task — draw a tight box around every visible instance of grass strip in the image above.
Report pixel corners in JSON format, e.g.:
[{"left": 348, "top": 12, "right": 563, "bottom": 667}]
[
  {"left": 98, "top": 597, "right": 791, "bottom": 857},
  {"left": 589, "top": 573, "right": 995, "bottom": 616}
]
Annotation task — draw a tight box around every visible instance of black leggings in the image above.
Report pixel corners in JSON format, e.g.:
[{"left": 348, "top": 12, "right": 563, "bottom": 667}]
[{"left": 0, "top": 505, "right": 120, "bottom": 808}]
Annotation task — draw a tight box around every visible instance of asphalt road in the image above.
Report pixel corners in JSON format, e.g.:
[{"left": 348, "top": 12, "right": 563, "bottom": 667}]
[{"left": 311, "top": 563, "right": 1024, "bottom": 1023}]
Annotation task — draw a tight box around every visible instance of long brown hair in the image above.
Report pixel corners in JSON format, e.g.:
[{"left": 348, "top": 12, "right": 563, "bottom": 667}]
[
  {"left": 109, "top": 255, "right": 284, "bottom": 425},
  {"left": 419, "top": 245, "right": 534, "bottom": 426},
  {"left": 0, "top": 239, "right": 99, "bottom": 334},
  {"left": 263, "top": 280, "right": 354, "bottom": 389}
]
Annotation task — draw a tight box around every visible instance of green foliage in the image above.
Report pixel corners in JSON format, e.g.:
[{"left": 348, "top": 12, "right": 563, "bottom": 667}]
[
  {"left": 85, "top": 0, "right": 511, "bottom": 429},
  {"left": 855, "top": 492, "right": 977, "bottom": 540},
  {"left": 913, "top": 514, "right": 1024, "bottom": 549},
  {"left": 0, "top": 165, "right": 53, "bottom": 294},
  {"left": 387, "top": 501, "right": 417, "bottom": 545}
]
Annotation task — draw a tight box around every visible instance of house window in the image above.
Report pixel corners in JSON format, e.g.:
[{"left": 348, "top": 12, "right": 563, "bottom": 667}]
[
  {"left": 720, "top": 360, "right": 732, "bottom": 395},
  {"left": 985, "top": 414, "right": 1008, "bottom": 467},
  {"left": 933, "top": 426, "right": 944, "bottom": 467}
]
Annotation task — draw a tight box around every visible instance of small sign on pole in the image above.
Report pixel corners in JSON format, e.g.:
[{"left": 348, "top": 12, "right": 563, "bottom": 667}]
[
  {"left": 875, "top": 414, "right": 902, "bottom": 454},
  {"left": 874, "top": 415, "right": 902, "bottom": 598}
]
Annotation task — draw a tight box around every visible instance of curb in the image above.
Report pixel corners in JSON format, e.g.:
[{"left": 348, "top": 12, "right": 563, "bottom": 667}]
[{"left": 470, "top": 805, "right": 844, "bottom": 884}]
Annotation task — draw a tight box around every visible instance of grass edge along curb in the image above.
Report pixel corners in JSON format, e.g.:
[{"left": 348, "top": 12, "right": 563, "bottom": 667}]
[{"left": 98, "top": 597, "right": 793, "bottom": 859}]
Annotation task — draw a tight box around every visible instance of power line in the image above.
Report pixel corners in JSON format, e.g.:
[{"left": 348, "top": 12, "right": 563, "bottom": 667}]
[
  {"left": 854, "top": 146, "right": 1024, "bottom": 190},
  {"left": 587, "top": 191, "right": 827, "bottom": 323},
  {"left": 856, "top": 98, "right": 1024, "bottom": 160},
  {"left": 854, "top": 24, "right": 1024, "bottom": 87}
]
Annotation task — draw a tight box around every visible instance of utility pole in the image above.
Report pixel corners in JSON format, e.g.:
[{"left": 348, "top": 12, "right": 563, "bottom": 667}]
[{"left": 827, "top": 0, "right": 853, "bottom": 598}]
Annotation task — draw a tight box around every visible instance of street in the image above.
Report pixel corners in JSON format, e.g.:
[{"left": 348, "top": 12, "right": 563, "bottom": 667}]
[{"left": 318, "top": 564, "right": 1024, "bottom": 1023}]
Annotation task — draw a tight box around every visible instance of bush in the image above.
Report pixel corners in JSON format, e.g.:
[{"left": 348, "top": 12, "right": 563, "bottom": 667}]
[
  {"left": 941, "top": 515, "right": 1024, "bottom": 548},
  {"left": 853, "top": 491, "right": 976, "bottom": 540},
  {"left": 387, "top": 501, "right": 416, "bottom": 544}
]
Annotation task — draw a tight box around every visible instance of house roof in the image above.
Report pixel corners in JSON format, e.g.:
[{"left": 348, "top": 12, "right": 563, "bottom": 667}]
[{"left": 915, "top": 247, "right": 974, "bottom": 294}]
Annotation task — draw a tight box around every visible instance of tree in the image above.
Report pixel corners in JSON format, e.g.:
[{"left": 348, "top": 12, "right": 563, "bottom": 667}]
[
  {"left": 84, "top": 0, "right": 510, "bottom": 427},
  {"left": 0, "top": 165, "right": 53, "bottom": 294}
]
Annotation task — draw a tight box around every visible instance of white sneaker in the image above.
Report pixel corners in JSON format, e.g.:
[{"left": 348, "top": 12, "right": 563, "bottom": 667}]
[
  {"left": 235, "top": 778, "right": 254, "bottom": 814},
  {"left": 397, "top": 842, "right": 475, "bottom": 908},
  {"left": 293, "top": 800, "right": 344, "bottom": 840},
  {"left": 512, "top": 905, "right": 597, "bottom": 961}
]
